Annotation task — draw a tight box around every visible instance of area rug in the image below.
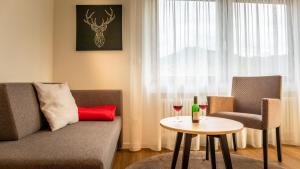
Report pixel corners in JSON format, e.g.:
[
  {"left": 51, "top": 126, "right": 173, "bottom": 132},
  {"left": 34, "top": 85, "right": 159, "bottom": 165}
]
[{"left": 126, "top": 151, "right": 284, "bottom": 169}]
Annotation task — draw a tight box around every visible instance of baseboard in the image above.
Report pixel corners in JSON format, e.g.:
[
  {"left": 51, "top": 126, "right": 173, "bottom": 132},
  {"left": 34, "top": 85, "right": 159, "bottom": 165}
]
[{"left": 121, "top": 142, "right": 162, "bottom": 151}]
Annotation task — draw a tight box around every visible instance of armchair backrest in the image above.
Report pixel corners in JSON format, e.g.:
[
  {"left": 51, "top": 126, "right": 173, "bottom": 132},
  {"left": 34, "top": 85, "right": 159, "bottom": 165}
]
[{"left": 231, "top": 76, "right": 282, "bottom": 115}]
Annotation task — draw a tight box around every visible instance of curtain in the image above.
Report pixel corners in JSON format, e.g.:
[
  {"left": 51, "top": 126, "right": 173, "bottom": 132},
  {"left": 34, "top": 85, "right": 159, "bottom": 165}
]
[
  {"left": 159, "top": 0, "right": 227, "bottom": 150},
  {"left": 129, "top": 0, "right": 300, "bottom": 151},
  {"left": 224, "top": 0, "right": 300, "bottom": 147},
  {"left": 129, "top": 0, "right": 162, "bottom": 151}
]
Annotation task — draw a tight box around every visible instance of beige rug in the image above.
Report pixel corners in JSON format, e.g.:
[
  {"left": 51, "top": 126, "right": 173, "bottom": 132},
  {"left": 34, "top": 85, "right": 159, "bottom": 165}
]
[{"left": 126, "top": 151, "right": 284, "bottom": 169}]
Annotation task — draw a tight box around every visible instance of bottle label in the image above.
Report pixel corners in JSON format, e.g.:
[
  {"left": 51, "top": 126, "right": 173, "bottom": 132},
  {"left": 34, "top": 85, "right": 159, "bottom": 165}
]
[{"left": 193, "top": 111, "right": 200, "bottom": 121}]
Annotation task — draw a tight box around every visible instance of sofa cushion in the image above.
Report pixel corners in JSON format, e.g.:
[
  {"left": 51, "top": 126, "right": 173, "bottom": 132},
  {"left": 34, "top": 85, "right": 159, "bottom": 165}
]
[
  {"left": 0, "top": 83, "right": 43, "bottom": 141},
  {"left": 71, "top": 90, "right": 123, "bottom": 116},
  {"left": 34, "top": 83, "right": 79, "bottom": 131},
  {"left": 78, "top": 105, "right": 116, "bottom": 121},
  {"left": 0, "top": 116, "right": 121, "bottom": 169}
]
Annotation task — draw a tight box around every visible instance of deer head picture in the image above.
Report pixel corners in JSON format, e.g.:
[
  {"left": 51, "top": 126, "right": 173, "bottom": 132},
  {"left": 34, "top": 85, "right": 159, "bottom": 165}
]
[
  {"left": 83, "top": 8, "right": 116, "bottom": 48},
  {"left": 76, "top": 5, "right": 122, "bottom": 51}
]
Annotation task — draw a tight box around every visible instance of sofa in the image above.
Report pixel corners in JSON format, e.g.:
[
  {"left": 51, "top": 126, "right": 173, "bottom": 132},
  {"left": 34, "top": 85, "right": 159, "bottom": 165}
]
[{"left": 0, "top": 83, "right": 122, "bottom": 169}]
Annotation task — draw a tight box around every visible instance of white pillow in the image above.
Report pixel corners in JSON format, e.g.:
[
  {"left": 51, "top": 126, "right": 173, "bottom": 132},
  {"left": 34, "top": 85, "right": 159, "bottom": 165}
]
[{"left": 33, "top": 83, "right": 78, "bottom": 131}]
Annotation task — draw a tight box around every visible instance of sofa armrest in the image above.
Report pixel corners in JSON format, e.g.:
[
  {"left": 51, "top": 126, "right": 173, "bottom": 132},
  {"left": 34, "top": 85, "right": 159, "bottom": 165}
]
[
  {"left": 71, "top": 90, "right": 123, "bottom": 116},
  {"left": 262, "top": 98, "right": 281, "bottom": 129},
  {"left": 207, "top": 96, "right": 235, "bottom": 115}
]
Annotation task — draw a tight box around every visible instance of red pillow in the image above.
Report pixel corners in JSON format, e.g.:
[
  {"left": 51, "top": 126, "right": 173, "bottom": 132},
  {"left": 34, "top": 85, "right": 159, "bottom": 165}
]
[{"left": 78, "top": 105, "right": 116, "bottom": 121}]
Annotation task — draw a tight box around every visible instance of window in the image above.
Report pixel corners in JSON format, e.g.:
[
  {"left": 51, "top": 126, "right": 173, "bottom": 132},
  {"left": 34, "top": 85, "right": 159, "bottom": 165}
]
[
  {"left": 158, "top": 0, "right": 291, "bottom": 91},
  {"left": 159, "top": 0, "right": 217, "bottom": 92},
  {"left": 233, "top": 2, "right": 288, "bottom": 57}
]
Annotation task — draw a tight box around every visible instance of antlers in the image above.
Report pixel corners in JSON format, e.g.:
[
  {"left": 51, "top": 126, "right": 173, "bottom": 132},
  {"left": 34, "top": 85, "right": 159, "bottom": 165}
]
[
  {"left": 83, "top": 9, "right": 96, "bottom": 26},
  {"left": 83, "top": 8, "right": 116, "bottom": 29},
  {"left": 102, "top": 8, "right": 115, "bottom": 25}
]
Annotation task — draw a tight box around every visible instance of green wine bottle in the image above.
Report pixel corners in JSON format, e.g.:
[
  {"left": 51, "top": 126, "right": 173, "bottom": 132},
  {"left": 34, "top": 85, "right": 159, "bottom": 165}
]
[{"left": 192, "top": 96, "right": 200, "bottom": 123}]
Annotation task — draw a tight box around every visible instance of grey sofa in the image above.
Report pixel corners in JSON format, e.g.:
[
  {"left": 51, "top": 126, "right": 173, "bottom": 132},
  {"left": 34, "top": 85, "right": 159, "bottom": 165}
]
[{"left": 0, "top": 83, "right": 122, "bottom": 169}]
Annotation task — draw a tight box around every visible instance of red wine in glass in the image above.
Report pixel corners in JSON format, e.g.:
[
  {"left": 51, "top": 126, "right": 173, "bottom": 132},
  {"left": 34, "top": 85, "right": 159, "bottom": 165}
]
[
  {"left": 199, "top": 104, "right": 208, "bottom": 110},
  {"left": 173, "top": 105, "right": 183, "bottom": 112}
]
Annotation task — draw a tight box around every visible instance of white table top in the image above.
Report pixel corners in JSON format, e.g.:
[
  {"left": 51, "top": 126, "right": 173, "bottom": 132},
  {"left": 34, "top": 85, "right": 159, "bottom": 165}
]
[{"left": 160, "top": 116, "right": 244, "bottom": 135}]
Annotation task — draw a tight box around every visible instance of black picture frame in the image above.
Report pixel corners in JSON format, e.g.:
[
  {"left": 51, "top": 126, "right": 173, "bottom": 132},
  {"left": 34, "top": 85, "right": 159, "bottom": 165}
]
[{"left": 76, "top": 5, "right": 122, "bottom": 51}]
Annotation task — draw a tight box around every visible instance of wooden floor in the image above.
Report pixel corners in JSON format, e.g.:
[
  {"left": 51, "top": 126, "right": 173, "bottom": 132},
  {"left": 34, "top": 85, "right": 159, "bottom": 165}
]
[{"left": 113, "top": 145, "right": 300, "bottom": 169}]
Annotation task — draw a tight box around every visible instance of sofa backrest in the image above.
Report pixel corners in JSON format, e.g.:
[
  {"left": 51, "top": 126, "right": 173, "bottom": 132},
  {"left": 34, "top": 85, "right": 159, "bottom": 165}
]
[
  {"left": 0, "top": 83, "right": 44, "bottom": 141},
  {"left": 71, "top": 90, "right": 123, "bottom": 116}
]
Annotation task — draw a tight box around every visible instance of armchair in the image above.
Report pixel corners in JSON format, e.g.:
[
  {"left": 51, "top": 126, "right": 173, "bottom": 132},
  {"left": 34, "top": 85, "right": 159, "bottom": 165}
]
[{"left": 206, "top": 76, "right": 282, "bottom": 169}]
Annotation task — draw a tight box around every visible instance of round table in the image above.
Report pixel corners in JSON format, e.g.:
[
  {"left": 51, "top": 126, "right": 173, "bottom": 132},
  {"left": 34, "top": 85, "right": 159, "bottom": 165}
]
[{"left": 160, "top": 116, "right": 244, "bottom": 169}]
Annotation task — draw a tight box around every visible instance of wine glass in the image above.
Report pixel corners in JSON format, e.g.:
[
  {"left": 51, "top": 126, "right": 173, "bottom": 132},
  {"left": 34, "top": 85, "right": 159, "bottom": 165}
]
[
  {"left": 199, "top": 98, "right": 208, "bottom": 160},
  {"left": 173, "top": 98, "right": 183, "bottom": 122},
  {"left": 199, "top": 99, "right": 208, "bottom": 120}
]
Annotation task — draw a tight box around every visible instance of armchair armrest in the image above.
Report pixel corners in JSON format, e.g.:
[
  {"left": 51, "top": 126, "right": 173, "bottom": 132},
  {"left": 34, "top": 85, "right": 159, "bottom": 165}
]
[
  {"left": 207, "top": 96, "right": 235, "bottom": 115},
  {"left": 71, "top": 90, "right": 123, "bottom": 116},
  {"left": 262, "top": 98, "right": 281, "bottom": 129}
]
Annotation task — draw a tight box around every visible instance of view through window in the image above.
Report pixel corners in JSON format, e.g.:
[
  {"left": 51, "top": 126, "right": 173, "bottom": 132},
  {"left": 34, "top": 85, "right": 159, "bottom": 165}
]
[{"left": 158, "top": 0, "right": 289, "bottom": 90}]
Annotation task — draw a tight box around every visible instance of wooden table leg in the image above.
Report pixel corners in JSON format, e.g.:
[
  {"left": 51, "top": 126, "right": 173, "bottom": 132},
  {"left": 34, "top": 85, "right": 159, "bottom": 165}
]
[
  {"left": 171, "top": 132, "right": 183, "bottom": 169},
  {"left": 206, "top": 135, "right": 209, "bottom": 160},
  {"left": 182, "top": 133, "right": 192, "bottom": 169},
  {"left": 209, "top": 136, "right": 216, "bottom": 169},
  {"left": 219, "top": 135, "right": 233, "bottom": 169}
]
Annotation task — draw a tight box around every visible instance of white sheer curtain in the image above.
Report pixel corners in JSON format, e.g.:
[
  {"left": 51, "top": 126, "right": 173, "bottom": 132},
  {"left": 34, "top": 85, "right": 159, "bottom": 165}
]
[
  {"left": 225, "top": 0, "right": 299, "bottom": 148},
  {"left": 129, "top": 0, "right": 162, "bottom": 151},
  {"left": 159, "top": 0, "right": 227, "bottom": 150},
  {"left": 129, "top": 0, "right": 300, "bottom": 151}
]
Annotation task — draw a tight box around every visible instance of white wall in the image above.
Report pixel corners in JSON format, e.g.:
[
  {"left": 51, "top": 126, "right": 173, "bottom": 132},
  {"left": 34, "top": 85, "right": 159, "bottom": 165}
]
[
  {"left": 0, "top": 0, "right": 54, "bottom": 82},
  {"left": 53, "top": 0, "right": 130, "bottom": 146},
  {"left": 0, "top": 0, "right": 130, "bottom": 146}
]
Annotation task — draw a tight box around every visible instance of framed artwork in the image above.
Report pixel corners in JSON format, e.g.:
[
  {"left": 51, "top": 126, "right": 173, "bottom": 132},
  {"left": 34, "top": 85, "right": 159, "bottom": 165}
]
[{"left": 76, "top": 5, "right": 122, "bottom": 51}]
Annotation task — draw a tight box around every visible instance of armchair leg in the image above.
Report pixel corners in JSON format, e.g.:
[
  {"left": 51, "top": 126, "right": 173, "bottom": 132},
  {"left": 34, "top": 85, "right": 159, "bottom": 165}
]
[
  {"left": 232, "top": 133, "right": 237, "bottom": 151},
  {"left": 276, "top": 127, "right": 282, "bottom": 162},
  {"left": 263, "top": 129, "right": 268, "bottom": 169}
]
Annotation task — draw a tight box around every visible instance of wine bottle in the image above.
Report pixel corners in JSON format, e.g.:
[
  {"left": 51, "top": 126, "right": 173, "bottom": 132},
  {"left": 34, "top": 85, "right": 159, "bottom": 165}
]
[{"left": 192, "top": 96, "right": 200, "bottom": 123}]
